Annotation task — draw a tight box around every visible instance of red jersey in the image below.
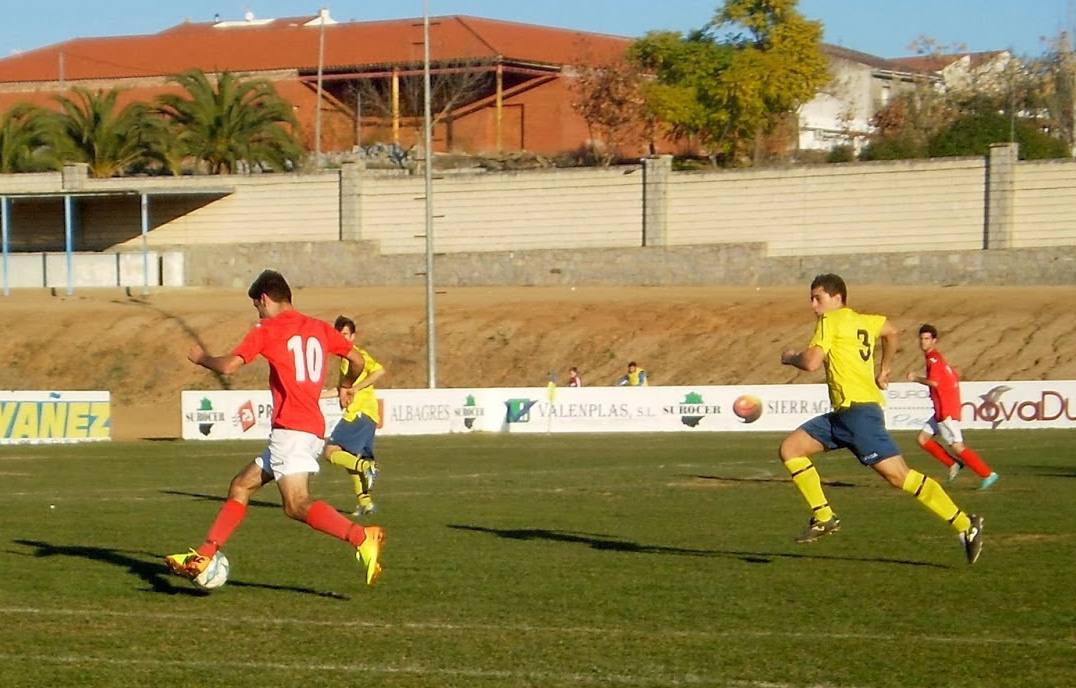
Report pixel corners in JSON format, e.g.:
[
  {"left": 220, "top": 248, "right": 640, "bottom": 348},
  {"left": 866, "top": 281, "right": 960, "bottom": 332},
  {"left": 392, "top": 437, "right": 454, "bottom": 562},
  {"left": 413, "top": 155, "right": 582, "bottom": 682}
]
[
  {"left": 924, "top": 348, "right": 962, "bottom": 421},
  {"left": 233, "top": 309, "right": 352, "bottom": 436}
]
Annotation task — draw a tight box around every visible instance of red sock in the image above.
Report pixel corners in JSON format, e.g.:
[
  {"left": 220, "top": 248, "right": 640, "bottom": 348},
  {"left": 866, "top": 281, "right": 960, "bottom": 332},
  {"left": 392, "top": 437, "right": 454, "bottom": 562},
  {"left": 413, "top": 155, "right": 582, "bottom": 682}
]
[
  {"left": 920, "top": 438, "right": 957, "bottom": 467},
  {"left": 196, "top": 499, "right": 247, "bottom": 557},
  {"left": 305, "top": 500, "right": 366, "bottom": 547},
  {"left": 958, "top": 448, "right": 992, "bottom": 478}
]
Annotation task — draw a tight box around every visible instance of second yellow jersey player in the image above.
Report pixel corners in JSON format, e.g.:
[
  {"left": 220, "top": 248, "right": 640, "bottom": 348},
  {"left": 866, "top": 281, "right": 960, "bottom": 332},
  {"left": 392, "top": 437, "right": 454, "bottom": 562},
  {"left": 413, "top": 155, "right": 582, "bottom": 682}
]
[{"left": 323, "top": 316, "right": 386, "bottom": 516}]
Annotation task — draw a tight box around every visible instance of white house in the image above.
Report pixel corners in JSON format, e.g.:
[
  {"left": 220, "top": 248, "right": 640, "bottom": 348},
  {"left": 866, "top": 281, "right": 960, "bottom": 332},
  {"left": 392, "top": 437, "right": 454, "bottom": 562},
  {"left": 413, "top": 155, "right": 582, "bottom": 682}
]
[
  {"left": 798, "top": 44, "right": 928, "bottom": 153},
  {"left": 889, "top": 50, "right": 1013, "bottom": 94},
  {"left": 798, "top": 46, "right": 1014, "bottom": 154}
]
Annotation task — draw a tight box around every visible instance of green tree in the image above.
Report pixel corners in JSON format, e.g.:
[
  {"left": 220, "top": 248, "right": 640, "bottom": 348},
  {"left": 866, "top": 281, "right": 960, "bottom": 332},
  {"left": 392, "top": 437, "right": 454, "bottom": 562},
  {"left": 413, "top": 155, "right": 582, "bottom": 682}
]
[
  {"left": 631, "top": 30, "right": 734, "bottom": 161},
  {"left": 929, "top": 111, "right": 1069, "bottom": 159},
  {"left": 157, "top": 70, "right": 302, "bottom": 174},
  {"left": 48, "top": 87, "right": 151, "bottom": 178},
  {"left": 1028, "top": 33, "right": 1076, "bottom": 155},
  {"left": 0, "top": 104, "right": 53, "bottom": 173},
  {"left": 632, "top": 0, "right": 828, "bottom": 165}
]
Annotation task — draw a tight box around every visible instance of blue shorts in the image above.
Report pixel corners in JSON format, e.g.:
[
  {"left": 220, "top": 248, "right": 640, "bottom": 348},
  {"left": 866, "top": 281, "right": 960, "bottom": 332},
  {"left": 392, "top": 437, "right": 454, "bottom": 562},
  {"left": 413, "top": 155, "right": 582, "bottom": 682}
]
[
  {"left": 328, "top": 414, "right": 377, "bottom": 458},
  {"left": 798, "top": 403, "right": 900, "bottom": 466}
]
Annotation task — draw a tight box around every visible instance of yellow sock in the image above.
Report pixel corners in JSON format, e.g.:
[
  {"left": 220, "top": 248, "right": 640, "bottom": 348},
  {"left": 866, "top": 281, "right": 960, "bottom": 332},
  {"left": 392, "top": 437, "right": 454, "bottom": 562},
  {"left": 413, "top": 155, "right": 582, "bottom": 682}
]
[
  {"left": 902, "top": 469, "right": 971, "bottom": 533},
  {"left": 328, "top": 449, "right": 361, "bottom": 472},
  {"left": 347, "top": 470, "right": 365, "bottom": 498},
  {"left": 783, "top": 456, "right": 834, "bottom": 522}
]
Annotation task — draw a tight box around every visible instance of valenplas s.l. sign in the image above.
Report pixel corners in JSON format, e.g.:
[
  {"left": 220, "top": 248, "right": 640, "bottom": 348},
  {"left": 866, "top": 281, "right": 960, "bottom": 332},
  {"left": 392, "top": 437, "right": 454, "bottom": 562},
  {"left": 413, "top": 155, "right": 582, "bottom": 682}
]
[{"left": 0, "top": 391, "right": 111, "bottom": 444}]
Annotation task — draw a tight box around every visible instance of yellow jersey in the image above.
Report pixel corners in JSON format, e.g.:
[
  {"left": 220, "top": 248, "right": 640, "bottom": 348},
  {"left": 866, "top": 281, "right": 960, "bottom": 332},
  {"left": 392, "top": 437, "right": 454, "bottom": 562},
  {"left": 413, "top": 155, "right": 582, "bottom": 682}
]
[
  {"left": 339, "top": 346, "right": 383, "bottom": 424},
  {"left": 808, "top": 307, "right": 887, "bottom": 410}
]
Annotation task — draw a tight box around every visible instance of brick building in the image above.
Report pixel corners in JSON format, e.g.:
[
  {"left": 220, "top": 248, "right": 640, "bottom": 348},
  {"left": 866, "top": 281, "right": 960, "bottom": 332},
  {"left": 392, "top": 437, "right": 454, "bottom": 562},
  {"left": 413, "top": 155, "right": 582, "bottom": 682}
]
[{"left": 0, "top": 10, "right": 653, "bottom": 157}]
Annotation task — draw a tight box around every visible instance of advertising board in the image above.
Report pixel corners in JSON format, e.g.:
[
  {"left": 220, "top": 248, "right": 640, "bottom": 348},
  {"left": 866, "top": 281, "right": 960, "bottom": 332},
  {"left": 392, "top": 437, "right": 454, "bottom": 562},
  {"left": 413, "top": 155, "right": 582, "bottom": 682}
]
[
  {"left": 181, "top": 381, "right": 1076, "bottom": 440},
  {"left": 0, "top": 391, "right": 111, "bottom": 444}
]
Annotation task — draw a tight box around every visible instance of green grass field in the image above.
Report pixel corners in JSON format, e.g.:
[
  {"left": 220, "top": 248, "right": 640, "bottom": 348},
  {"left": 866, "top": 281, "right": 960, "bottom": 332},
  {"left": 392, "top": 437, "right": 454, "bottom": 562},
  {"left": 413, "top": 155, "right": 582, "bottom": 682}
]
[{"left": 0, "top": 430, "right": 1073, "bottom": 687}]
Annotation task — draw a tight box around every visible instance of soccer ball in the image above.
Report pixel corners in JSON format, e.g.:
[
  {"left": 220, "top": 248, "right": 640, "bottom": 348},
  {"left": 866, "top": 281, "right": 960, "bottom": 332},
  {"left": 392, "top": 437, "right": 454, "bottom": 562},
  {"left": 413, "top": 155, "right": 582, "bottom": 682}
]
[{"left": 193, "top": 551, "right": 230, "bottom": 590}]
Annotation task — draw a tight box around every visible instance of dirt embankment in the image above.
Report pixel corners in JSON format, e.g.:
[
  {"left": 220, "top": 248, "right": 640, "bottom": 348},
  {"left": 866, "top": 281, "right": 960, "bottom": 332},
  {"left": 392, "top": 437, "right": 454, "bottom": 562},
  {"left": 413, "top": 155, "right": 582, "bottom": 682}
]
[{"left": 2, "top": 285, "right": 1073, "bottom": 439}]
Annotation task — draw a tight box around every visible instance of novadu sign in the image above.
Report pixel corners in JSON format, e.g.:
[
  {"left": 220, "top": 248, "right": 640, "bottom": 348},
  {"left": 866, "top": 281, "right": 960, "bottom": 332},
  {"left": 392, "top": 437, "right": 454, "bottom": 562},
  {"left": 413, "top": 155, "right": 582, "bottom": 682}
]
[{"left": 962, "top": 385, "right": 1076, "bottom": 428}]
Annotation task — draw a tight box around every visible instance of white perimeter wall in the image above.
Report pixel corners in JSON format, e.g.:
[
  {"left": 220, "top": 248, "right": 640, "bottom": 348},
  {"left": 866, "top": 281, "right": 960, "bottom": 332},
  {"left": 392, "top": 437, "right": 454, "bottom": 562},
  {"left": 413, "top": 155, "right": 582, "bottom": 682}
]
[
  {"left": 7, "top": 156, "right": 1076, "bottom": 257},
  {"left": 360, "top": 168, "right": 643, "bottom": 255},
  {"left": 666, "top": 158, "right": 987, "bottom": 256},
  {"left": 1012, "top": 160, "right": 1076, "bottom": 247},
  {"left": 107, "top": 175, "right": 341, "bottom": 247}
]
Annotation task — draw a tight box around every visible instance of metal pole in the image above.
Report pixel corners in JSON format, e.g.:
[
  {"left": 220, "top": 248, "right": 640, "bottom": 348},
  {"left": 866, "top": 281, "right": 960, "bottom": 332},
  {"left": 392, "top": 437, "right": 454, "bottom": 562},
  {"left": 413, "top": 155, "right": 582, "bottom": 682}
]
[
  {"left": 64, "top": 194, "right": 74, "bottom": 296},
  {"left": 314, "top": 8, "right": 326, "bottom": 166},
  {"left": 496, "top": 63, "right": 503, "bottom": 152},
  {"left": 140, "top": 193, "right": 150, "bottom": 296},
  {"left": 423, "top": 0, "right": 437, "bottom": 388},
  {"left": 355, "top": 88, "right": 362, "bottom": 149},
  {"left": 1, "top": 196, "right": 9, "bottom": 296}
]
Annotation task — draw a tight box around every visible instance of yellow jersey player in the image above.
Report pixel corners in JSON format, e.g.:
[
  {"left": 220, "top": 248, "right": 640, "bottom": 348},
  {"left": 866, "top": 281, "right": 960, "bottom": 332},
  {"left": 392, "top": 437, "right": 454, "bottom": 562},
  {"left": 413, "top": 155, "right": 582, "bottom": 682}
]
[
  {"left": 323, "top": 316, "right": 386, "bottom": 516},
  {"left": 778, "top": 273, "right": 984, "bottom": 564}
]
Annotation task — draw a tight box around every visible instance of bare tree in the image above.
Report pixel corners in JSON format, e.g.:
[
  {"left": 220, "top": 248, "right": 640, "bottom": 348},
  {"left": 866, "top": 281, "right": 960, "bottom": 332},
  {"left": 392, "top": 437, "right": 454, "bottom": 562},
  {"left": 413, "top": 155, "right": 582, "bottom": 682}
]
[
  {"left": 343, "top": 59, "right": 496, "bottom": 150},
  {"left": 569, "top": 58, "right": 653, "bottom": 165}
]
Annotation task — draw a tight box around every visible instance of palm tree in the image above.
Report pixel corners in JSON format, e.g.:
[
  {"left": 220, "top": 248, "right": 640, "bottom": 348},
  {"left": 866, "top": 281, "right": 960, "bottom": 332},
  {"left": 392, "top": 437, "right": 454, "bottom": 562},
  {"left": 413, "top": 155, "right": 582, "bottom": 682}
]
[
  {"left": 0, "top": 104, "right": 54, "bottom": 173},
  {"left": 139, "top": 116, "right": 188, "bottom": 176},
  {"left": 48, "top": 87, "right": 152, "bottom": 178},
  {"left": 157, "top": 70, "right": 302, "bottom": 174}
]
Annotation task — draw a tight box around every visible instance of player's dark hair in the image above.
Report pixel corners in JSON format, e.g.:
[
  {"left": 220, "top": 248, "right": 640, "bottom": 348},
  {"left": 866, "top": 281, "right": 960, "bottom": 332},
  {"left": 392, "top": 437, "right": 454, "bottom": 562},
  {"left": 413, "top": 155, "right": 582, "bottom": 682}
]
[
  {"left": 247, "top": 270, "right": 292, "bottom": 303},
  {"left": 810, "top": 273, "right": 847, "bottom": 303},
  {"left": 334, "top": 316, "right": 356, "bottom": 333},
  {"left": 919, "top": 323, "right": 939, "bottom": 339},
  {"left": 628, "top": 361, "right": 637, "bottom": 368}
]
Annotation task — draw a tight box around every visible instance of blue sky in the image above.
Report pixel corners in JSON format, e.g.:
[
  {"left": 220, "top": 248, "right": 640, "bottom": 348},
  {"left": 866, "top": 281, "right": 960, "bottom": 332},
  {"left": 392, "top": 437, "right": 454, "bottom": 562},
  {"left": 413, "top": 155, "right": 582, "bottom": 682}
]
[{"left": 0, "top": 1, "right": 1067, "bottom": 59}]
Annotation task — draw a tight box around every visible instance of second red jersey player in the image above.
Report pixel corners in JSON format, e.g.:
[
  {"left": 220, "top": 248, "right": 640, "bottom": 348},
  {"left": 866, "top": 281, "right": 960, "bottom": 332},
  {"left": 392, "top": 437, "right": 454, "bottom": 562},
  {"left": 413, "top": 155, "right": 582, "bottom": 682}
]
[
  {"left": 907, "top": 324, "right": 999, "bottom": 490},
  {"left": 924, "top": 345, "right": 962, "bottom": 422}
]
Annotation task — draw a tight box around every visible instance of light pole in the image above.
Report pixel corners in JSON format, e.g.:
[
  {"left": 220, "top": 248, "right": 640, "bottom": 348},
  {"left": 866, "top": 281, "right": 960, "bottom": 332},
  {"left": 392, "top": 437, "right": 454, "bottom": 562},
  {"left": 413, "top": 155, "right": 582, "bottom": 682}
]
[
  {"left": 314, "top": 7, "right": 327, "bottom": 165},
  {"left": 423, "top": 0, "right": 437, "bottom": 388}
]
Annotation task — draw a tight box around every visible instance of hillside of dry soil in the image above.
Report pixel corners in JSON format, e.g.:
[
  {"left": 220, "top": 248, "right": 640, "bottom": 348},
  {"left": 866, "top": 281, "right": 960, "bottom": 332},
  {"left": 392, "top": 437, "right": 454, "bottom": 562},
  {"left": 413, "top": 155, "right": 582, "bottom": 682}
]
[{"left": 1, "top": 285, "right": 1073, "bottom": 439}]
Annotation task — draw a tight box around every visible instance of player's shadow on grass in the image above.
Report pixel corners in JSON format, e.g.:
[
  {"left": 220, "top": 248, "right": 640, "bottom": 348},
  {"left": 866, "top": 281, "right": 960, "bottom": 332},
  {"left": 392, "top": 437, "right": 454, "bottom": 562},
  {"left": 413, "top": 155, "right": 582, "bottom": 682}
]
[
  {"left": 11, "top": 539, "right": 348, "bottom": 600},
  {"left": 1024, "top": 466, "right": 1076, "bottom": 479},
  {"left": 161, "top": 489, "right": 280, "bottom": 509},
  {"left": 448, "top": 525, "right": 949, "bottom": 569},
  {"left": 692, "top": 474, "right": 857, "bottom": 488}
]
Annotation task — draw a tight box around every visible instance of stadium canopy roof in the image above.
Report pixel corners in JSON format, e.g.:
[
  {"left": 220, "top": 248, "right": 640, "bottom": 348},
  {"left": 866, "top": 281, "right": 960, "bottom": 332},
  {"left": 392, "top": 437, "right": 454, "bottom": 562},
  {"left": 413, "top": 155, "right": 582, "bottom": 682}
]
[
  {"left": 0, "top": 187, "right": 233, "bottom": 198},
  {"left": 0, "top": 186, "right": 234, "bottom": 296}
]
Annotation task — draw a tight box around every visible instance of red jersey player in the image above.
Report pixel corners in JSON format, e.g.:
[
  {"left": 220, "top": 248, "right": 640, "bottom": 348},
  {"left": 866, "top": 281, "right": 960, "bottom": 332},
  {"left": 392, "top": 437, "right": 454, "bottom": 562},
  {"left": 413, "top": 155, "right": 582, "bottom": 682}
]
[
  {"left": 166, "top": 270, "right": 385, "bottom": 586},
  {"left": 906, "top": 323, "right": 999, "bottom": 490},
  {"left": 568, "top": 366, "right": 582, "bottom": 387}
]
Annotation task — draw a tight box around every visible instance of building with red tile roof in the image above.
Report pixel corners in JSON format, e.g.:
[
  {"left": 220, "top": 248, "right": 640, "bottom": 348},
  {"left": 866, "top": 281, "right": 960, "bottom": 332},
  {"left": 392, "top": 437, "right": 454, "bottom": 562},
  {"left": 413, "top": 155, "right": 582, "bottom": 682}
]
[{"left": 0, "top": 10, "right": 655, "bottom": 156}]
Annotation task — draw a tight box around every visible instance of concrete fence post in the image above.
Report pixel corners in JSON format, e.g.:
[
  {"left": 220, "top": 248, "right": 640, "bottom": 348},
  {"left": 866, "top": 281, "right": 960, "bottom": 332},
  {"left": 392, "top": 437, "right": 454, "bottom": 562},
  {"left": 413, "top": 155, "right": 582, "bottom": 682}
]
[
  {"left": 339, "top": 160, "right": 364, "bottom": 241},
  {"left": 642, "top": 155, "right": 673, "bottom": 247},
  {"left": 61, "top": 163, "right": 89, "bottom": 191},
  {"left": 985, "top": 143, "right": 1018, "bottom": 249}
]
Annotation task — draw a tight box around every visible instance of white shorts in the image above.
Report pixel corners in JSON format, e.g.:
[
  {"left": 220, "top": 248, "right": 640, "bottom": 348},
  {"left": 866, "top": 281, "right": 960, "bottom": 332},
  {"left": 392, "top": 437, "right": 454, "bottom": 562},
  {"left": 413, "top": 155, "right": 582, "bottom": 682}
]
[
  {"left": 255, "top": 429, "right": 324, "bottom": 480},
  {"left": 922, "top": 417, "right": 964, "bottom": 445}
]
